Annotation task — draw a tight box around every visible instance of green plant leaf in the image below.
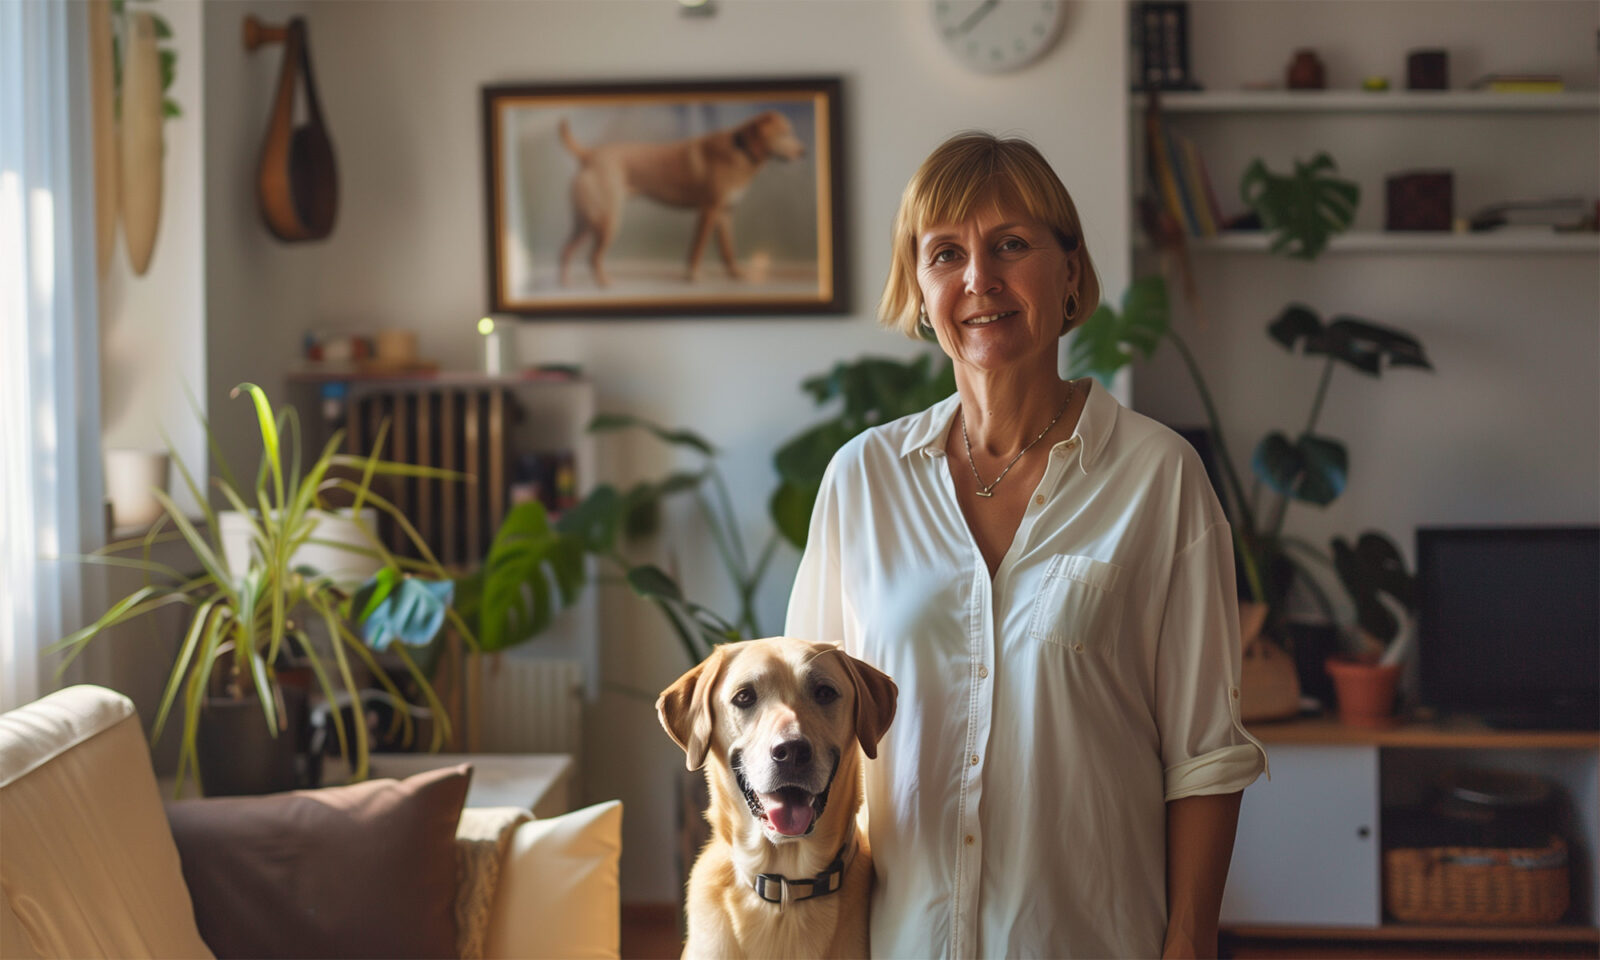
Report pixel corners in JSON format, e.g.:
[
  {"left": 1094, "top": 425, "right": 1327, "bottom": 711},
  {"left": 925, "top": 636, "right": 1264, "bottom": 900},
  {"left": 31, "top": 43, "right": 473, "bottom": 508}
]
[
  {"left": 462, "top": 501, "right": 586, "bottom": 653},
  {"left": 1065, "top": 275, "right": 1170, "bottom": 382},
  {"left": 151, "top": 13, "right": 172, "bottom": 37},
  {"left": 1252, "top": 432, "right": 1347, "bottom": 505},
  {"left": 769, "top": 482, "right": 817, "bottom": 552},
  {"left": 1331, "top": 531, "right": 1415, "bottom": 642},
  {"left": 1240, "top": 153, "right": 1359, "bottom": 261},
  {"left": 625, "top": 564, "right": 685, "bottom": 603},
  {"left": 773, "top": 420, "right": 855, "bottom": 489},
  {"left": 587, "top": 413, "right": 715, "bottom": 456},
  {"left": 1268, "top": 307, "right": 1432, "bottom": 377},
  {"left": 555, "top": 484, "right": 622, "bottom": 554}
]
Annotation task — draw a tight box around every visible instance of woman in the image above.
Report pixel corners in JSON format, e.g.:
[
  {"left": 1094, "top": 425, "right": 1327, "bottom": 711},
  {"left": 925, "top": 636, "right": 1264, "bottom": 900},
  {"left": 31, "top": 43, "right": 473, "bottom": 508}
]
[{"left": 786, "top": 133, "right": 1267, "bottom": 959}]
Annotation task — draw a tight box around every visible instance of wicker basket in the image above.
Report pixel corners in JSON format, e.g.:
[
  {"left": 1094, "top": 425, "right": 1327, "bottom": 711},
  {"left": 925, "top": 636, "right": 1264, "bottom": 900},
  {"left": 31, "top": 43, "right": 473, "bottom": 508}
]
[{"left": 1384, "top": 836, "right": 1570, "bottom": 925}]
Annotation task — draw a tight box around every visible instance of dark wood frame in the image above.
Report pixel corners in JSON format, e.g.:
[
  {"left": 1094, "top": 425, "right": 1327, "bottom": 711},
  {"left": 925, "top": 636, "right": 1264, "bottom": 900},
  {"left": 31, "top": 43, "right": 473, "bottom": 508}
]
[{"left": 481, "top": 77, "right": 847, "bottom": 319}]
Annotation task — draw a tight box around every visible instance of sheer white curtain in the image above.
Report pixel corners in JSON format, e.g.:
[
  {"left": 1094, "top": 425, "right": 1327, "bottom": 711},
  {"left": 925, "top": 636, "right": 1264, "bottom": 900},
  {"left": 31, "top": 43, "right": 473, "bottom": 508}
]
[{"left": 1, "top": 0, "right": 104, "bottom": 712}]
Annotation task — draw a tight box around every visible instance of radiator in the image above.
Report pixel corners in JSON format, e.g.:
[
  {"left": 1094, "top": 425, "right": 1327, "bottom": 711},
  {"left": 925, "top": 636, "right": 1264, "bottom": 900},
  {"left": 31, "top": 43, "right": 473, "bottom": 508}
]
[
  {"left": 470, "top": 656, "right": 583, "bottom": 758},
  {"left": 346, "top": 383, "right": 512, "bottom": 566}
]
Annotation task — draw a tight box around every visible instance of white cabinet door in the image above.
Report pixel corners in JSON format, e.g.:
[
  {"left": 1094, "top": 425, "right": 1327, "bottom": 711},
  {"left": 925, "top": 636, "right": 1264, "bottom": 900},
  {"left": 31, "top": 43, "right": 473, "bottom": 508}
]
[{"left": 1220, "top": 744, "right": 1380, "bottom": 927}]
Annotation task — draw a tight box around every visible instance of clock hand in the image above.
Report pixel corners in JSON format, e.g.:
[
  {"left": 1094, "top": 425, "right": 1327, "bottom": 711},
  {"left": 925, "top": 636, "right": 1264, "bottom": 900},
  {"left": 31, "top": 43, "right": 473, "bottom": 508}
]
[{"left": 946, "top": 0, "right": 1000, "bottom": 37}]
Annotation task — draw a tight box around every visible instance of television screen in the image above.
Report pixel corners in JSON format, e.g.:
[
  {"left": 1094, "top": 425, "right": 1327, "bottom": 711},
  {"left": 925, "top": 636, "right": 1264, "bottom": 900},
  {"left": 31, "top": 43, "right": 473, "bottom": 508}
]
[{"left": 1416, "top": 526, "right": 1599, "bottom": 730}]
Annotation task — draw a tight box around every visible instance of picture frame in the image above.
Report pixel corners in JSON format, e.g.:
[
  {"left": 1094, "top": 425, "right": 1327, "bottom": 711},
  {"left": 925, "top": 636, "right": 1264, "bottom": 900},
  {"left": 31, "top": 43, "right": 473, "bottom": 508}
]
[{"left": 481, "top": 77, "right": 847, "bottom": 319}]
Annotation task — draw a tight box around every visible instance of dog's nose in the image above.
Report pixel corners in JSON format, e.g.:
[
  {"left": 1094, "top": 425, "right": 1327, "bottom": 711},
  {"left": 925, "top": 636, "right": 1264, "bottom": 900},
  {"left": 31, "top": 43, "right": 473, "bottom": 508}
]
[{"left": 771, "top": 738, "right": 812, "bottom": 770}]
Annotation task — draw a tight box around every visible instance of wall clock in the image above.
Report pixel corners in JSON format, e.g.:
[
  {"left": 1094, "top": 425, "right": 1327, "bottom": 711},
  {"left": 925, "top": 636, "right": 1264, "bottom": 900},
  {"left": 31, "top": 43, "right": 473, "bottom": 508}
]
[{"left": 932, "top": 0, "right": 1068, "bottom": 74}]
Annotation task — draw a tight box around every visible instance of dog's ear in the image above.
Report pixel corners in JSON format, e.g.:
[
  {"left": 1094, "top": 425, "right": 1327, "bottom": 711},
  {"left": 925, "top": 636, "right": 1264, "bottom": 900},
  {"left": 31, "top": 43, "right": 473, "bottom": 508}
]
[
  {"left": 657, "top": 644, "right": 730, "bottom": 771},
  {"left": 834, "top": 651, "right": 898, "bottom": 760}
]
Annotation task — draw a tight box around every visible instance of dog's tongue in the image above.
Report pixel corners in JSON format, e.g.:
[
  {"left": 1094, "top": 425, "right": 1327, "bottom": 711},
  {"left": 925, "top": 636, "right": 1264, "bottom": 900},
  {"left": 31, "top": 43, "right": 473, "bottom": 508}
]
[{"left": 760, "top": 791, "right": 815, "bottom": 836}]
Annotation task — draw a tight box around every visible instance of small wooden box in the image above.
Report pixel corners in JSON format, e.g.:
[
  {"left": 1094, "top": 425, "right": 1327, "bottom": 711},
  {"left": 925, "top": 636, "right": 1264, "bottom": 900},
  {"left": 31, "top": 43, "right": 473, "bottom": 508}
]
[
  {"left": 1386, "top": 170, "right": 1454, "bottom": 231},
  {"left": 1407, "top": 49, "right": 1449, "bottom": 90}
]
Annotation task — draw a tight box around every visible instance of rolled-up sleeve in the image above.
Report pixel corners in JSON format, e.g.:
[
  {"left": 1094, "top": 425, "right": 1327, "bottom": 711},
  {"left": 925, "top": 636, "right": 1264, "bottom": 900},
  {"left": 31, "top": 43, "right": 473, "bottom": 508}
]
[{"left": 1155, "top": 521, "right": 1269, "bottom": 801}]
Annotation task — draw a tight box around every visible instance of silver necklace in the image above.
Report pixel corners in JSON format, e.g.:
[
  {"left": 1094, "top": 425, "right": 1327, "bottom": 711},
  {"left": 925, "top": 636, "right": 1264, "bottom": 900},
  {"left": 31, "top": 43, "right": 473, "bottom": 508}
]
[{"left": 960, "top": 381, "right": 1074, "bottom": 499}]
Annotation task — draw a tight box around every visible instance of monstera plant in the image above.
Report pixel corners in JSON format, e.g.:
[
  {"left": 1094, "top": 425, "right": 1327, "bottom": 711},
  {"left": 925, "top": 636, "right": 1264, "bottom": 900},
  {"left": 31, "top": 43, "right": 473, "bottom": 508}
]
[
  {"left": 1240, "top": 152, "right": 1360, "bottom": 260},
  {"left": 1069, "top": 283, "right": 1433, "bottom": 637}
]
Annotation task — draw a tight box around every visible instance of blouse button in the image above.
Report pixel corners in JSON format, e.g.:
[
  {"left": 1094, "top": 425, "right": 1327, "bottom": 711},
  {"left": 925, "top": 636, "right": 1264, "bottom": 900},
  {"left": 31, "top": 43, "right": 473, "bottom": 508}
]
[
  {"left": 970, "top": 754, "right": 980, "bottom": 766},
  {"left": 1034, "top": 495, "right": 1045, "bottom": 506},
  {"left": 964, "top": 835, "right": 975, "bottom": 846},
  {"left": 1073, "top": 643, "right": 1085, "bottom": 653},
  {"left": 977, "top": 664, "right": 989, "bottom": 679},
  {"left": 1231, "top": 687, "right": 1241, "bottom": 699}
]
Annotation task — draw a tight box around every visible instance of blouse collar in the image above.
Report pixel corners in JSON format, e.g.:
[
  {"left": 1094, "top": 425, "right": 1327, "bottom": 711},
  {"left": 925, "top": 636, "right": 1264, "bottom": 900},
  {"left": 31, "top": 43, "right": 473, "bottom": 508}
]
[{"left": 897, "top": 377, "right": 1120, "bottom": 477}]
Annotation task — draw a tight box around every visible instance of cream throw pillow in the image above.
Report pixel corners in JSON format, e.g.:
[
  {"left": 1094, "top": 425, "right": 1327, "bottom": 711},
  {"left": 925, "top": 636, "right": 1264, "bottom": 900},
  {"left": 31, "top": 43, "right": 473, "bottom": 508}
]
[{"left": 482, "top": 799, "right": 623, "bottom": 960}]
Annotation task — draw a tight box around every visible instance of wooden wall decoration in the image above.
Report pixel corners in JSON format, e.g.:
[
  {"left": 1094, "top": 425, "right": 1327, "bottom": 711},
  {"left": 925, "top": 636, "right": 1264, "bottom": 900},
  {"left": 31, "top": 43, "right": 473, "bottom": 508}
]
[{"left": 244, "top": 16, "right": 339, "bottom": 242}]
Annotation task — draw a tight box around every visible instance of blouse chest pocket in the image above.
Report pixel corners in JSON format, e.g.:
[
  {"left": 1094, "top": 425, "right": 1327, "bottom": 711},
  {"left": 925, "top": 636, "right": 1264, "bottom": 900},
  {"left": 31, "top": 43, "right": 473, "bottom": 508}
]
[{"left": 1026, "top": 554, "right": 1126, "bottom": 652}]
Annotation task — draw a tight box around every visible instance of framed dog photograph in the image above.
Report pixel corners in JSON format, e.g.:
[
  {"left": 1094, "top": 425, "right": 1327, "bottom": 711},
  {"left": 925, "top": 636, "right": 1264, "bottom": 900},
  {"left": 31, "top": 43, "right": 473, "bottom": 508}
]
[{"left": 482, "top": 77, "right": 846, "bottom": 318}]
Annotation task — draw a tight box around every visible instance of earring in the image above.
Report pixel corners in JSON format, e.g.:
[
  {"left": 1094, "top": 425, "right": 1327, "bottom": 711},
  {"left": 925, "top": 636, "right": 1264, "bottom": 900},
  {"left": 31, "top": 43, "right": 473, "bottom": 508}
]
[
  {"left": 918, "top": 305, "right": 932, "bottom": 330},
  {"left": 1064, "top": 294, "right": 1079, "bottom": 321}
]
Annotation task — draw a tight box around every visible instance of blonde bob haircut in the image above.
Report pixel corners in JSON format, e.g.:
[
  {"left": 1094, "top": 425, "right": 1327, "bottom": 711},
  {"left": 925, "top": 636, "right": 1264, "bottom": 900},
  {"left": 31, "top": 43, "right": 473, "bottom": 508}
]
[{"left": 879, "top": 132, "right": 1101, "bottom": 340}]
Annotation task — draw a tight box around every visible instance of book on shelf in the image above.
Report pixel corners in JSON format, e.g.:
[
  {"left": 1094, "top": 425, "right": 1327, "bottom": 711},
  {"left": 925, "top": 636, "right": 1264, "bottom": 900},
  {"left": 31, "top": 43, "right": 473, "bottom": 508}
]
[
  {"left": 1469, "top": 196, "right": 1590, "bottom": 231},
  {"left": 1470, "top": 73, "right": 1566, "bottom": 93},
  {"left": 1144, "top": 112, "right": 1225, "bottom": 238}
]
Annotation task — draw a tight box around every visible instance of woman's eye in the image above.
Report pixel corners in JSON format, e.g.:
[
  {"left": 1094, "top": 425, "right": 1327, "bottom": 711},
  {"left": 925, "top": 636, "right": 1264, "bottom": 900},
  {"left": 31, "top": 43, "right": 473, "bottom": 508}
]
[
  {"left": 998, "top": 237, "right": 1028, "bottom": 253},
  {"left": 814, "top": 685, "right": 839, "bottom": 705},
  {"left": 732, "top": 688, "right": 756, "bottom": 709},
  {"left": 930, "top": 248, "right": 959, "bottom": 264}
]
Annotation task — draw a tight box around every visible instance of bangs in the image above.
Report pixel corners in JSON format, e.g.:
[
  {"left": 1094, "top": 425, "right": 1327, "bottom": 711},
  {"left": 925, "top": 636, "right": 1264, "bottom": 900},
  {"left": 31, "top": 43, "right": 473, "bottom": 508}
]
[{"left": 906, "top": 149, "right": 1076, "bottom": 246}]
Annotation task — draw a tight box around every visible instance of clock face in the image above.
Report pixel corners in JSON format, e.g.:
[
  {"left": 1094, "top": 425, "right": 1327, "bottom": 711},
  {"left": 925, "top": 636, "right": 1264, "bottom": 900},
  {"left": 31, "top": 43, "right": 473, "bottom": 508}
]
[{"left": 932, "top": 0, "right": 1066, "bottom": 74}]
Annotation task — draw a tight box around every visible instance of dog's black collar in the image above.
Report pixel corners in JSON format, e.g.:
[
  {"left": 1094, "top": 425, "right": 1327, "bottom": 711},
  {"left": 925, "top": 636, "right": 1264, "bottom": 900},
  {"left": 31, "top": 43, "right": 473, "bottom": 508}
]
[{"left": 752, "top": 838, "right": 853, "bottom": 906}]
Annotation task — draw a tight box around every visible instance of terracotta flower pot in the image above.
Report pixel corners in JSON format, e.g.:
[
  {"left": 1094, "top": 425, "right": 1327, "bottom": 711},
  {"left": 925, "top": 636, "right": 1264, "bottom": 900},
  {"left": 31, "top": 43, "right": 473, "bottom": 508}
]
[{"left": 1325, "top": 655, "right": 1402, "bottom": 728}]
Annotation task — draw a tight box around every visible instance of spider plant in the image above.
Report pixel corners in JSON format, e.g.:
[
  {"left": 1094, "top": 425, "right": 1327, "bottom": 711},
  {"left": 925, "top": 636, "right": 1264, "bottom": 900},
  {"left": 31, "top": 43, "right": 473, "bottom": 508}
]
[{"left": 50, "top": 383, "right": 467, "bottom": 797}]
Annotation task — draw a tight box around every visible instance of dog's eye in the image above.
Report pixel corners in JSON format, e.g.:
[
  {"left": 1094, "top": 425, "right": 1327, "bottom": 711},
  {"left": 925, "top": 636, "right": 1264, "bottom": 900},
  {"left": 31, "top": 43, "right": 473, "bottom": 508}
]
[
  {"left": 814, "top": 684, "right": 839, "bottom": 705},
  {"left": 731, "top": 688, "right": 757, "bottom": 709}
]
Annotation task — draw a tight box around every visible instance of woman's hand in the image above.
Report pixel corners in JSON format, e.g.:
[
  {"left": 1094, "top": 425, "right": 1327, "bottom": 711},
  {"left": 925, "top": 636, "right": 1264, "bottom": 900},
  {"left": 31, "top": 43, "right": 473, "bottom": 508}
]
[{"left": 1163, "top": 791, "right": 1244, "bottom": 959}]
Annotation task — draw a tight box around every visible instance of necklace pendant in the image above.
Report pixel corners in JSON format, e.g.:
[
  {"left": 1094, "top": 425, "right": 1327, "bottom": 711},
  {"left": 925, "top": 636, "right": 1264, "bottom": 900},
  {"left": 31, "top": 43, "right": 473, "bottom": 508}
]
[{"left": 975, "top": 488, "right": 994, "bottom": 498}]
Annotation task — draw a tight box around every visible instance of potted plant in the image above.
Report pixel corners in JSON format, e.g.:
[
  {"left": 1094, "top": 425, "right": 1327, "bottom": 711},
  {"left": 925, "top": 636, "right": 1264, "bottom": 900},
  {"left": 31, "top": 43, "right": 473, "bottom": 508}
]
[
  {"left": 1324, "top": 531, "right": 1417, "bottom": 727},
  {"left": 51, "top": 384, "right": 463, "bottom": 797},
  {"left": 1069, "top": 281, "right": 1432, "bottom": 719}
]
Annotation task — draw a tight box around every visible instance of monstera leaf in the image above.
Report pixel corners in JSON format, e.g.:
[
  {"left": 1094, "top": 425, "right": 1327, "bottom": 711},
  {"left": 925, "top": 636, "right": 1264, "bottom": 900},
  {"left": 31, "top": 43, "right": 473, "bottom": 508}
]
[
  {"left": 1066, "top": 275, "right": 1170, "bottom": 383},
  {"left": 455, "top": 501, "right": 586, "bottom": 654},
  {"left": 770, "top": 354, "right": 955, "bottom": 550},
  {"left": 1240, "top": 153, "right": 1359, "bottom": 260},
  {"left": 1268, "top": 305, "right": 1434, "bottom": 376},
  {"left": 1252, "top": 432, "right": 1347, "bottom": 505},
  {"left": 1332, "top": 532, "right": 1416, "bottom": 643}
]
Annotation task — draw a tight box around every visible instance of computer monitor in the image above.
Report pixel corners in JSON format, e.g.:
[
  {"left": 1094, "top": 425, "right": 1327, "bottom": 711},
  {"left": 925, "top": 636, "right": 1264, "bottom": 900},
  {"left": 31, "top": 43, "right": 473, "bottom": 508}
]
[{"left": 1416, "top": 526, "right": 1599, "bottom": 730}]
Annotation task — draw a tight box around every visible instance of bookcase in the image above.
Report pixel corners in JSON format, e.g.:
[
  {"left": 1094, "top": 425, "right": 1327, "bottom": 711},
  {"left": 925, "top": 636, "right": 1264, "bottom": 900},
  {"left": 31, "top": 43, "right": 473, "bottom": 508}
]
[{"left": 1123, "top": 2, "right": 1600, "bottom": 953}]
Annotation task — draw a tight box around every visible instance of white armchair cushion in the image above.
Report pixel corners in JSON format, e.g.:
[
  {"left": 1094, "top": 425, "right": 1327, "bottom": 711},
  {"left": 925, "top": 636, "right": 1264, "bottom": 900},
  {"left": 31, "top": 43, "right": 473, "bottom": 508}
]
[
  {"left": 0, "top": 685, "right": 212, "bottom": 959},
  {"left": 483, "top": 799, "right": 623, "bottom": 960}
]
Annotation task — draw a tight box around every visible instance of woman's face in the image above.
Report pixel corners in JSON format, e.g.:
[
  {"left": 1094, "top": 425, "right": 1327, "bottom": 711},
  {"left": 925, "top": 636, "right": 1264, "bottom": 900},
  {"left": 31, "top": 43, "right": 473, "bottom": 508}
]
[{"left": 915, "top": 196, "right": 1079, "bottom": 377}]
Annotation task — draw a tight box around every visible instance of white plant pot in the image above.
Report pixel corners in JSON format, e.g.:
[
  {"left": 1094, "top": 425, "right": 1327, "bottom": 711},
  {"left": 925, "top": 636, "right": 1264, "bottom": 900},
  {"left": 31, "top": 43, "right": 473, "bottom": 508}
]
[
  {"left": 104, "top": 448, "right": 171, "bottom": 530},
  {"left": 219, "top": 507, "right": 383, "bottom": 589}
]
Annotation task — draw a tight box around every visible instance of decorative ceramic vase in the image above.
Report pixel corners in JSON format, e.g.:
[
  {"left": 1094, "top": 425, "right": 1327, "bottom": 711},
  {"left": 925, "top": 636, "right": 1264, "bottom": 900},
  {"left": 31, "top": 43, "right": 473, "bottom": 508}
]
[
  {"left": 1287, "top": 49, "right": 1326, "bottom": 90},
  {"left": 104, "top": 448, "right": 171, "bottom": 530},
  {"left": 1326, "top": 655, "right": 1402, "bottom": 728}
]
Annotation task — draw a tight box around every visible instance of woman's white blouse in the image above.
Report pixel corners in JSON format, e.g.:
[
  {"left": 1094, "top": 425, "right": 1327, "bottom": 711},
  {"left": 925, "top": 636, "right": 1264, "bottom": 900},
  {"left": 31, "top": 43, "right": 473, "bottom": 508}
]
[{"left": 785, "top": 381, "right": 1268, "bottom": 959}]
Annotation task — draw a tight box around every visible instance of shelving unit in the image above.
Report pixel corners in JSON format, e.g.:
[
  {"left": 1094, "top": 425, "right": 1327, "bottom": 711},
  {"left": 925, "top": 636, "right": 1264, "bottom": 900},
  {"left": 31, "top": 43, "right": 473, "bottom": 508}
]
[
  {"left": 1139, "top": 230, "right": 1599, "bottom": 254},
  {"left": 1128, "top": 6, "right": 1600, "bottom": 955},
  {"left": 1133, "top": 89, "right": 1600, "bottom": 114},
  {"left": 1221, "top": 718, "right": 1599, "bottom": 941}
]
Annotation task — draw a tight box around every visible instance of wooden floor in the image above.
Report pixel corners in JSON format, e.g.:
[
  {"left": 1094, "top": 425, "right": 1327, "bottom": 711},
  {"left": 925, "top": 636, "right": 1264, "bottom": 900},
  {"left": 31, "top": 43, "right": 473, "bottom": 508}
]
[
  {"left": 622, "top": 907, "right": 1600, "bottom": 959},
  {"left": 621, "top": 903, "right": 682, "bottom": 960}
]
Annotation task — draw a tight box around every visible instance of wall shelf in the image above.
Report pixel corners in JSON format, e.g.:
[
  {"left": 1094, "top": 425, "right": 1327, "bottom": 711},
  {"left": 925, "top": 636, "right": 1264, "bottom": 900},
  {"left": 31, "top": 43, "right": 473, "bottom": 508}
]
[
  {"left": 1137, "top": 230, "right": 1600, "bottom": 255},
  {"left": 1132, "top": 90, "right": 1600, "bottom": 114},
  {"left": 1224, "top": 923, "right": 1600, "bottom": 943}
]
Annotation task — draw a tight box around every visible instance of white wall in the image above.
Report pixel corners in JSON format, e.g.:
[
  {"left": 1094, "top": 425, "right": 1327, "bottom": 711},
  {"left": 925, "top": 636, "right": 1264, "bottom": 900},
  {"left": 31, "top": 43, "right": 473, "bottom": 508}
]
[
  {"left": 1131, "top": 1, "right": 1600, "bottom": 623},
  {"left": 100, "top": 0, "right": 206, "bottom": 518},
  {"left": 198, "top": 0, "right": 1131, "bottom": 903}
]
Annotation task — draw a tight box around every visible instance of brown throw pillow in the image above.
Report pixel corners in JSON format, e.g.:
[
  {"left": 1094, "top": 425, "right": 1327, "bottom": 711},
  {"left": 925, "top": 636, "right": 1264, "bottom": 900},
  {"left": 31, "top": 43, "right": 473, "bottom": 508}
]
[{"left": 165, "top": 763, "right": 472, "bottom": 959}]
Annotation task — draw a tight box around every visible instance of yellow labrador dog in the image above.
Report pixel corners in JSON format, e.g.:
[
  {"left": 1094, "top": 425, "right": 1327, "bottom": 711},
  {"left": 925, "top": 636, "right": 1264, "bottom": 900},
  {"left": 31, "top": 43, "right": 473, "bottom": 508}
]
[{"left": 658, "top": 638, "right": 897, "bottom": 959}]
